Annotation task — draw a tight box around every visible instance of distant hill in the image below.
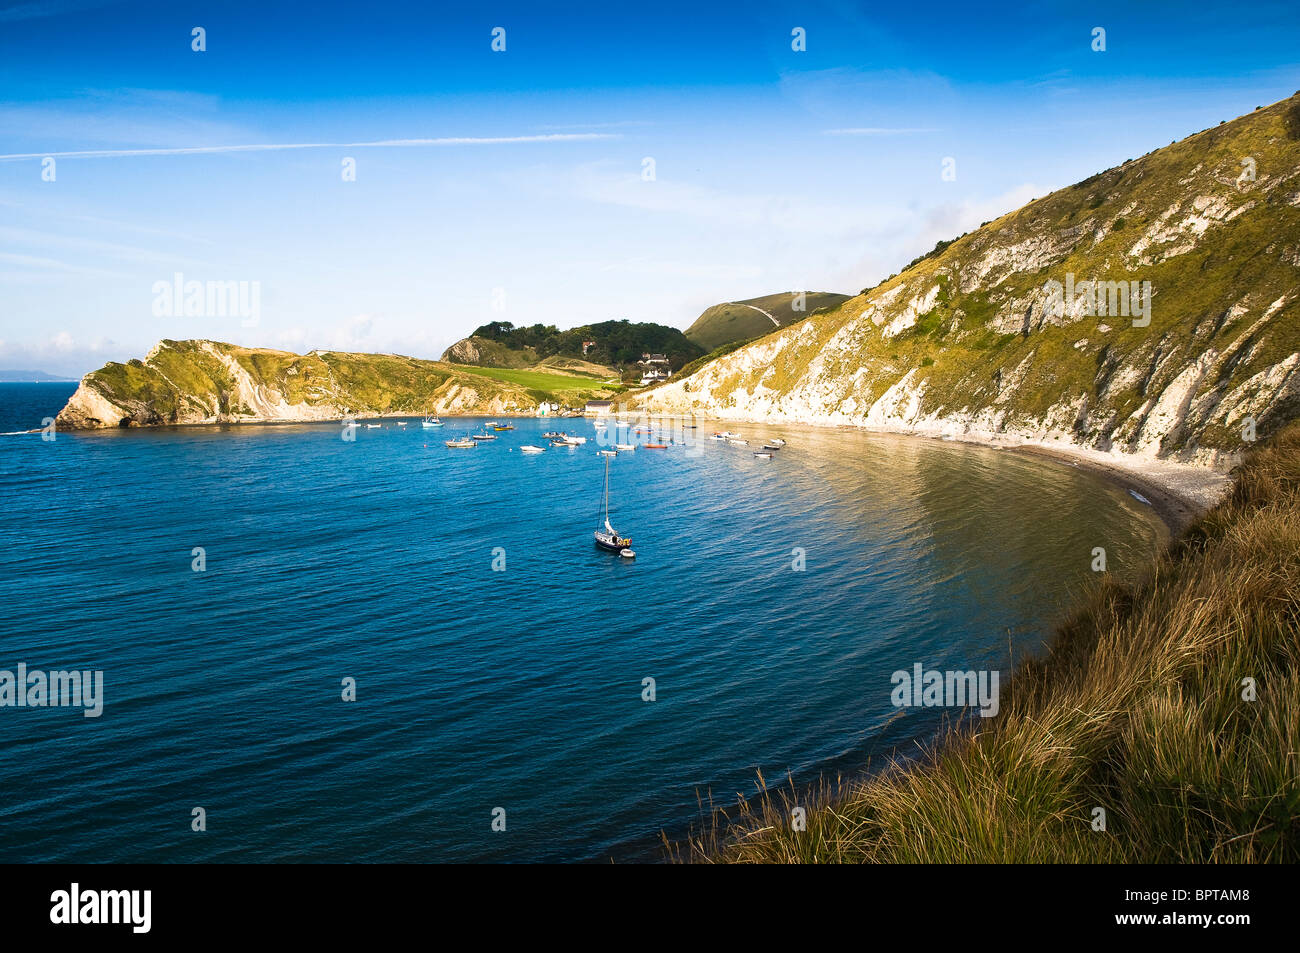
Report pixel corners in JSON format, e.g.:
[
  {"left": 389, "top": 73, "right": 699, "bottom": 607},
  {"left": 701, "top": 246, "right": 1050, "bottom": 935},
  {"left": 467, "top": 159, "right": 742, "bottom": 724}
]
[
  {"left": 0, "top": 369, "right": 76, "bottom": 382},
  {"left": 684, "top": 292, "right": 852, "bottom": 351},
  {"left": 441, "top": 320, "right": 705, "bottom": 371}
]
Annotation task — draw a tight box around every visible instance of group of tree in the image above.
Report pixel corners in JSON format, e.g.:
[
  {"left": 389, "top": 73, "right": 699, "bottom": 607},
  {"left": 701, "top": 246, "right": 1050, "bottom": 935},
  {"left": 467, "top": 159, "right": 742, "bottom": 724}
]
[{"left": 472, "top": 319, "right": 704, "bottom": 369}]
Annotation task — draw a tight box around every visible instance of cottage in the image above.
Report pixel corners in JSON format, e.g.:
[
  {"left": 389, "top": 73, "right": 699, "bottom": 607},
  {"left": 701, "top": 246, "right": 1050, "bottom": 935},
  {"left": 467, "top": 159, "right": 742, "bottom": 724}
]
[{"left": 637, "top": 353, "right": 671, "bottom": 385}]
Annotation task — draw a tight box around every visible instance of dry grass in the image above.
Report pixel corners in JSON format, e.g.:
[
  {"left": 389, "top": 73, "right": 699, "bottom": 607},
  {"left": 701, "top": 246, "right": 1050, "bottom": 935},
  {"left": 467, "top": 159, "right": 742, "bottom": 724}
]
[{"left": 671, "top": 423, "right": 1300, "bottom": 863}]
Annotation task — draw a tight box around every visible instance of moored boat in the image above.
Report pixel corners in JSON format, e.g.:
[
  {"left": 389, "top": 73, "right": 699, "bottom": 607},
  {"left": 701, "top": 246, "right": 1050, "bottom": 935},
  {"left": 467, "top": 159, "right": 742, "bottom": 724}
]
[
  {"left": 594, "top": 454, "right": 632, "bottom": 554},
  {"left": 445, "top": 437, "right": 475, "bottom": 448},
  {"left": 520, "top": 445, "right": 545, "bottom": 453}
]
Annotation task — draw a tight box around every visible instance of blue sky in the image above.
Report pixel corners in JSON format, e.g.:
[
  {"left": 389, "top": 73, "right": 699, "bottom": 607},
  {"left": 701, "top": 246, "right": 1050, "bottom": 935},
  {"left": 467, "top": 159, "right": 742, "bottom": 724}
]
[{"left": 2, "top": 0, "right": 1298, "bottom": 376}]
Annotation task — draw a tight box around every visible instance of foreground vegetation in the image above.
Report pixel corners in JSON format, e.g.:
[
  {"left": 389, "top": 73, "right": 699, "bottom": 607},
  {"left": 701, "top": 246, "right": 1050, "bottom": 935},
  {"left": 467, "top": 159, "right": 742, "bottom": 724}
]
[{"left": 674, "top": 422, "right": 1300, "bottom": 863}]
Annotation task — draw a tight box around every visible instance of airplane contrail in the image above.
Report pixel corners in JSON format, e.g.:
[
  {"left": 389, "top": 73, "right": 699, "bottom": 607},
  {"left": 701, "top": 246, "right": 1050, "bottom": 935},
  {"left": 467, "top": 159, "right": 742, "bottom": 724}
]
[{"left": 0, "top": 132, "right": 618, "bottom": 161}]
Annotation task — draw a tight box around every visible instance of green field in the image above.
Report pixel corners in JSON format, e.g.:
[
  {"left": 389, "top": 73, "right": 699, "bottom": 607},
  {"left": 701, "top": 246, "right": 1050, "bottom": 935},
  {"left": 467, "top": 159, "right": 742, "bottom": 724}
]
[{"left": 455, "top": 364, "right": 611, "bottom": 392}]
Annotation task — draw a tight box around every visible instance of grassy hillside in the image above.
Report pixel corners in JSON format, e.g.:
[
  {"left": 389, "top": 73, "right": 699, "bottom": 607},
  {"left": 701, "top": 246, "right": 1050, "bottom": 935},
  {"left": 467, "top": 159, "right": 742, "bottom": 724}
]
[
  {"left": 440, "top": 335, "right": 542, "bottom": 369},
  {"left": 647, "top": 94, "right": 1300, "bottom": 466},
  {"left": 676, "top": 419, "right": 1300, "bottom": 863},
  {"left": 56, "top": 339, "right": 619, "bottom": 428},
  {"left": 455, "top": 364, "right": 622, "bottom": 396},
  {"left": 685, "top": 292, "right": 852, "bottom": 351}
]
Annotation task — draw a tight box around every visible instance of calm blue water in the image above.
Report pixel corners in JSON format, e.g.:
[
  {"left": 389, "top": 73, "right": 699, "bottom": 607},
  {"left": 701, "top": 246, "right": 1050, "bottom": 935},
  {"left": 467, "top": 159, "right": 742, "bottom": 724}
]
[{"left": 0, "top": 384, "right": 1162, "bottom": 862}]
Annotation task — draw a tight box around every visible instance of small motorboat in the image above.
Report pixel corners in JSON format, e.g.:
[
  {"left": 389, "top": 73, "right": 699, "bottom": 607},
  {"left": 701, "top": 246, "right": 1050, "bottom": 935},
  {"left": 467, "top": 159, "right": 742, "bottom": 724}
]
[
  {"left": 614, "top": 443, "right": 636, "bottom": 451},
  {"left": 643, "top": 443, "right": 668, "bottom": 449},
  {"left": 550, "top": 440, "right": 576, "bottom": 448},
  {"left": 493, "top": 424, "right": 515, "bottom": 431},
  {"left": 619, "top": 548, "right": 636, "bottom": 559},
  {"left": 422, "top": 414, "right": 443, "bottom": 428},
  {"left": 767, "top": 438, "right": 786, "bottom": 447},
  {"left": 445, "top": 438, "right": 475, "bottom": 448},
  {"left": 761, "top": 444, "right": 782, "bottom": 451},
  {"left": 727, "top": 438, "right": 748, "bottom": 446},
  {"left": 542, "top": 431, "right": 566, "bottom": 439},
  {"left": 567, "top": 435, "right": 588, "bottom": 444},
  {"left": 520, "top": 445, "right": 545, "bottom": 454},
  {"left": 753, "top": 451, "right": 774, "bottom": 459},
  {"left": 396, "top": 421, "right": 408, "bottom": 427},
  {"left": 597, "top": 449, "right": 617, "bottom": 457},
  {"left": 366, "top": 423, "right": 382, "bottom": 429},
  {"left": 471, "top": 433, "right": 497, "bottom": 441}
]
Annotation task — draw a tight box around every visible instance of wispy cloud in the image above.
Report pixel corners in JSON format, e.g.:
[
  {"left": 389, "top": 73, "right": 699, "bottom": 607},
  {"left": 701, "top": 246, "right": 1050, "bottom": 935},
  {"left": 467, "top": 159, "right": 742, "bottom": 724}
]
[
  {"left": 0, "top": 133, "right": 619, "bottom": 161},
  {"left": 0, "top": 251, "right": 125, "bottom": 278},
  {"left": 0, "top": 226, "right": 211, "bottom": 267}
]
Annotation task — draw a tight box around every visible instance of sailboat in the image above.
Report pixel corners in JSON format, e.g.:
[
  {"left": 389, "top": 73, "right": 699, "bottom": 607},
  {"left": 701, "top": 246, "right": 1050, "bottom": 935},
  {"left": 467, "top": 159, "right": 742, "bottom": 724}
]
[{"left": 594, "top": 454, "right": 633, "bottom": 555}]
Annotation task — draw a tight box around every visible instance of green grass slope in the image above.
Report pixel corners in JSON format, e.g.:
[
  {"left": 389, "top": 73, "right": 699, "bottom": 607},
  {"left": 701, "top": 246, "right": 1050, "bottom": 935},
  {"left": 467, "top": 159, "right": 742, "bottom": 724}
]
[{"left": 684, "top": 292, "right": 852, "bottom": 351}]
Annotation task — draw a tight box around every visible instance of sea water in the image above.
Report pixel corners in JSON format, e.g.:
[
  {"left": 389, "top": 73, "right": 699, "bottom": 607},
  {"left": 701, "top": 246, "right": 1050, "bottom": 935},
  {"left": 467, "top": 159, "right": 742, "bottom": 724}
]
[{"left": 0, "top": 385, "right": 1162, "bottom": 862}]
